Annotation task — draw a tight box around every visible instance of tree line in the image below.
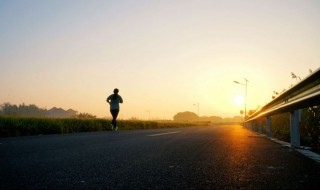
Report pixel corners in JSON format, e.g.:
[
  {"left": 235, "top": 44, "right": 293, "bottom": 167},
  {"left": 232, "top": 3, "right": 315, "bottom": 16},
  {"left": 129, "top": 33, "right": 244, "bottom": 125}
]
[
  {"left": 173, "top": 111, "right": 243, "bottom": 123},
  {"left": 0, "top": 102, "right": 96, "bottom": 119}
]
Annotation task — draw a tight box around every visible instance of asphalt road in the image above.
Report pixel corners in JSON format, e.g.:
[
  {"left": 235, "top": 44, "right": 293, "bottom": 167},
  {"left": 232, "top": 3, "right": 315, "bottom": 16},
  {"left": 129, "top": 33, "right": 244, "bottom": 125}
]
[{"left": 1, "top": 125, "right": 319, "bottom": 189}]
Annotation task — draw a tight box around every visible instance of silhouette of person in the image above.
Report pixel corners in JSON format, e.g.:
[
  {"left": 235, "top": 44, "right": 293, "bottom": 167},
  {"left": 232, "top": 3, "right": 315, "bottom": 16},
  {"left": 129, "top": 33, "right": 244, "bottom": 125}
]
[{"left": 106, "top": 88, "right": 123, "bottom": 131}]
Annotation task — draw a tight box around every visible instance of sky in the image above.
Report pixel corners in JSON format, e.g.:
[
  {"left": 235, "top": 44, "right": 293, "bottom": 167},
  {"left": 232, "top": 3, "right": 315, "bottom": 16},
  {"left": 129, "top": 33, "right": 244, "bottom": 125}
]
[{"left": 0, "top": 0, "right": 319, "bottom": 120}]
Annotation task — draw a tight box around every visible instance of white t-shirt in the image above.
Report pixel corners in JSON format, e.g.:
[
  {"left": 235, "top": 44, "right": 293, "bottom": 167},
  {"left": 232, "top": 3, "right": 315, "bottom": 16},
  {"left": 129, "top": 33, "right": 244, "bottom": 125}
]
[{"left": 107, "top": 94, "right": 123, "bottom": 110}]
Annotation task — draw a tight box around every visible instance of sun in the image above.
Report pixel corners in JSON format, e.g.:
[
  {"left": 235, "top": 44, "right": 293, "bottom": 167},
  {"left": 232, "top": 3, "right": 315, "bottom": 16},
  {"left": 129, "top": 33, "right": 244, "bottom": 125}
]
[{"left": 234, "top": 95, "right": 244, "bottom": 105}]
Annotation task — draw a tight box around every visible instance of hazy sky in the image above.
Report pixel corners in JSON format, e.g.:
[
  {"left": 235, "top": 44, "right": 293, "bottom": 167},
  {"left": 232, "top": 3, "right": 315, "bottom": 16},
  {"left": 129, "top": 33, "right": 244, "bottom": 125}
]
[{"left": 1, "top": 0, "right": 319, "bottom": 119}]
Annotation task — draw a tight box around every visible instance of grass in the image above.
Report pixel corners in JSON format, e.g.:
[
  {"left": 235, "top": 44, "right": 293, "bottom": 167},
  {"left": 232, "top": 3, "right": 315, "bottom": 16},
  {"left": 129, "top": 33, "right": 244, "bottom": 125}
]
[{"left": 0, "top": 116, "right": 208, "bottom": 137}]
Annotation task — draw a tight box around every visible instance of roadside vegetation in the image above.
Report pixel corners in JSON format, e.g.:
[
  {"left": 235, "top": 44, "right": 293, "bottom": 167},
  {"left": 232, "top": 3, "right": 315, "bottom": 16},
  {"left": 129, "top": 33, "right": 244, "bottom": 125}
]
[
  {"left": 0, "top": 116, "right": 208, "bottom": 138},
  {"left": 0, "top": 102, "right": 231, "bottom": 138},
  {"left": 257, "top": 106, "right": 320, "bottom": 154}
]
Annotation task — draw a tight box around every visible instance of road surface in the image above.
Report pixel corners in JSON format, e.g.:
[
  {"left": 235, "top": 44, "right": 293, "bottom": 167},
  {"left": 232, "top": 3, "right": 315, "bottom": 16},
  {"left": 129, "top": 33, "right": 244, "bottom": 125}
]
[{"left": 1, "top": 125, "right": 319, "bottom": 189}]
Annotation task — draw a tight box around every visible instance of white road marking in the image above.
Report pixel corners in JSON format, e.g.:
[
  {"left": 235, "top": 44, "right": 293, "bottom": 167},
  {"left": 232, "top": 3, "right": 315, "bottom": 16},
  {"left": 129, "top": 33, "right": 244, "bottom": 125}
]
[{"left": 147, "top": 131, "right": 181, "bottom": 137}]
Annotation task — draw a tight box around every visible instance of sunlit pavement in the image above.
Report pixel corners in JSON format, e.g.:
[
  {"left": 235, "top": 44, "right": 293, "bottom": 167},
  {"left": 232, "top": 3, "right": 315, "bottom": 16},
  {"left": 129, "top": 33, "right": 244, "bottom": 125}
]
[{"left": 1, "top": 125, "right": 319, "bottom": 189}]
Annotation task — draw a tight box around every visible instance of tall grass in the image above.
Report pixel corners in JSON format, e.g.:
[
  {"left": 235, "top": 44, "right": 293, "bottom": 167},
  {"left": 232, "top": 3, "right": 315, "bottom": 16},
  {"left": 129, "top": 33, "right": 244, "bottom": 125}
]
[
  {"left": 0, "top": 116, "right": 109, "bottom": 137},
  {"left": 0, "top": 116, "right": 207, "bottom": 137}
]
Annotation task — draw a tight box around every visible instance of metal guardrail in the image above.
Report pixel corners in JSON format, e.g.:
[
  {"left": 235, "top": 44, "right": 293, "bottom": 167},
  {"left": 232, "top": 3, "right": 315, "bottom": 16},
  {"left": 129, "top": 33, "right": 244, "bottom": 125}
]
[
  {"left": 246, "top": 67, "right": 320, "bottom": 122},
  {"left": 244, "top": 67, "right": 320, "bottom": 148}
]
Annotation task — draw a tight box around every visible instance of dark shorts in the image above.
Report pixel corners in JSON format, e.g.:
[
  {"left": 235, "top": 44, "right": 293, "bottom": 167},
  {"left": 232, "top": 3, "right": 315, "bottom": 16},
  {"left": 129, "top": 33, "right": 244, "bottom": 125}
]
[{"left": 110, "top": 110, "right": 119, "bottom": 118}]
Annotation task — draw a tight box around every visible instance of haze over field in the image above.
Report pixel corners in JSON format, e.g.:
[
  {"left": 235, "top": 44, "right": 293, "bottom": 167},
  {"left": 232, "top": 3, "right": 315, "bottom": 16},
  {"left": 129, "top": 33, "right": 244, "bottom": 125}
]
[{"left": 1, "top": 0, "right": 319, "bottom": 119}]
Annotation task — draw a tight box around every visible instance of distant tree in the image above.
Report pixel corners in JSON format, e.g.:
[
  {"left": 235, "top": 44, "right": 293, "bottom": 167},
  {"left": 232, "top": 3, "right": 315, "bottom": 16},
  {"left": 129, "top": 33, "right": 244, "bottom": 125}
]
[
  {"left": 173, "top": 111, "right": 243, "bottom": 123},
  {"left": 173, "top": 111, "right": 198, "bottom": 122},
  {"left": 1, "top": 102, "right": 18, "bottom": 116},
  {"left": 208, "top": 116, "right": 223, "bottom": 123},
  {"left": 77, "top": 112, "right": 96, "bottom": 119},
  {"left": 0, "top": 102, "right": 47, "bottom": 117},
  {"left": 17, "top": 103, "right": 46, "bottom": 117},
  {"left": 232, "top": 116, "right": 243, "bottom": 122},
  {"left": 200, "top": 116, "right": 209, "bottom": 121},
  {"left": 223, "top": 117, "right": 233, "bottom": 122}
]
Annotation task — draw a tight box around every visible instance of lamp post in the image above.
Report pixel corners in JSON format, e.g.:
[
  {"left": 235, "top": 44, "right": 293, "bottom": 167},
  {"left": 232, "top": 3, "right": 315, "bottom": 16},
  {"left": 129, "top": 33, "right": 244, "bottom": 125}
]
[
  {"left": 233, "top": 78, "right": 249, "bottom": 119},
  {"left": 193, "top": 103, "right": 200, "bottom": 120}
]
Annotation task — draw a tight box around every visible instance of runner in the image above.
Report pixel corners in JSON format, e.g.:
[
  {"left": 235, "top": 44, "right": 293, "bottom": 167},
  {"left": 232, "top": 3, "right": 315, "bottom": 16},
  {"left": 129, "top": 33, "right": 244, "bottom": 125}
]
[{"left": 106, "top": 88, "right": 123, "bottom": 131}]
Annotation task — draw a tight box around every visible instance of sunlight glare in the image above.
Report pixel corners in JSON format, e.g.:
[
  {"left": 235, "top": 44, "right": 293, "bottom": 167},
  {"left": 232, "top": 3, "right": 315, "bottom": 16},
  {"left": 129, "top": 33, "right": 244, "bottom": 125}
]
[{"left": 234, "top": 96, "right": 244, "bottom": 105}]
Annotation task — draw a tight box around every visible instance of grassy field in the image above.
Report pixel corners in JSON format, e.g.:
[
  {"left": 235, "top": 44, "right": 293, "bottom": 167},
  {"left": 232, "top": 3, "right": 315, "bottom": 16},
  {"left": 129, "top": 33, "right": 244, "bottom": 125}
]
[{"left": 0, "top": 116, "right": 209, "bottom": 137}]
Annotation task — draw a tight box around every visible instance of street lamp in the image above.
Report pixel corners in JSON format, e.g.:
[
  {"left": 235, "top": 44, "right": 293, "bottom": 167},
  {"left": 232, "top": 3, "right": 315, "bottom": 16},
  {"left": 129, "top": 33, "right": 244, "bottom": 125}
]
[
  {"left": 193, "top": 103, "right": 200, "bottom": 120},
  {"left": 233, "top": 78, "right": 249, "bottom": 119}
]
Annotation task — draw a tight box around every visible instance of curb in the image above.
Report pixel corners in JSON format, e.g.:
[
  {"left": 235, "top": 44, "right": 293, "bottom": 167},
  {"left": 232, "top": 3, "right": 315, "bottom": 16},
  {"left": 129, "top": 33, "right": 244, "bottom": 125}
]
[{"left": 249, "top": 132, "right": 320, "bottom": 164}]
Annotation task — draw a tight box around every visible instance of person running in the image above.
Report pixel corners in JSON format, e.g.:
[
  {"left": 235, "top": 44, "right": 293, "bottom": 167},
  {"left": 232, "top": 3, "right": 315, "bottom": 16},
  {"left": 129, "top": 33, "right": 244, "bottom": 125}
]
[{"left": 106, "top": 88, "right": 123, "bottom": 131}]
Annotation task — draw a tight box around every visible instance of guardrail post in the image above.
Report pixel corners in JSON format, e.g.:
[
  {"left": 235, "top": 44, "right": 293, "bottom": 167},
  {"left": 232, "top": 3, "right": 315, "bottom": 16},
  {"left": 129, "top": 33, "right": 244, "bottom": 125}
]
[
  {"left": 290, "top": 110, "right": 300, "bottom": 148},
  {"left": 258, "top": 121, "right": 262, "bottom": 134},
  {"left": 266, "top": 116, "right": 271, "bottom": 137}
]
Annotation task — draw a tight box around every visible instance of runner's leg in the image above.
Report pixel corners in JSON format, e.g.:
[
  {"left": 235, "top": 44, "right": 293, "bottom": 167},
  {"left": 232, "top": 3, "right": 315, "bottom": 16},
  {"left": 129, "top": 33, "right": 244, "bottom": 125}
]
[{"left": 111, "top": 110, "right": 119, "bottom": 127}]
